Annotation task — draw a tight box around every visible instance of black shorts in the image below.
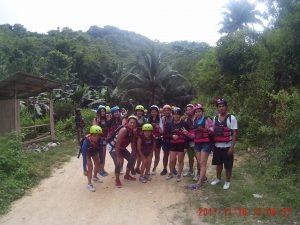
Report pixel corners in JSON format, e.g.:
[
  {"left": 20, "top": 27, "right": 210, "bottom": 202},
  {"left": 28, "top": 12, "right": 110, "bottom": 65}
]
[
  {"left": 162, "top": 140, "right": 171, "bottom": 152},
  {"left": 155, "top": 138, "right": 163, "bottom": 149},
  {"left": 212, "top": 147, "right": 233, "bottom": 169},
  {"left": 169, "top": 143, "right": 185, "bottom": 152}
]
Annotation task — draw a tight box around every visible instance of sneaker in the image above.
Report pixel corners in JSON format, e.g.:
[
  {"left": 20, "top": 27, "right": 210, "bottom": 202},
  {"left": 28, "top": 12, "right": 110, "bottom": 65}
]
[
  {"left": 165, "top": 174, "right": 174, "bottom": 180},
  {"left": 99, "top": 170, "right": 109, "bottom": 177},
  {"left": 223, "top": 182, "right": 231, "bottom": 190},
  {"left": 144, "top": 175, "right": 152, "bottom": 181},
  {"left": 193, "top": 175, "right": 199, "bottom": 181},
  {"left": 139, "top": 176, "right": 147, "bottom": 183},
  {"left": 173, "top": 168, "right": 178, "bottom": 175},
  {"left": 92, "top": 176, "right": 103, "bottom": 183},
  {"left": 160, "top": 168, "right": 168, "bottom": 176},
  {"left": 211, "top": 178, "right": 221, "bottom": 185},
  {"left": 115, "top": 179, "right": 122, "bottom": 188},
  {"left": 176, "top": 174, "right": 182, "bottom": 182},
  {"left": 183, "top": 171, "right": 193, "bottom": 177},
  {"left": 124, "top": 174, "right": 136, "bottom": 181},
  {"left": 87, "top": 183, "right": 96, "bottom": 192}
]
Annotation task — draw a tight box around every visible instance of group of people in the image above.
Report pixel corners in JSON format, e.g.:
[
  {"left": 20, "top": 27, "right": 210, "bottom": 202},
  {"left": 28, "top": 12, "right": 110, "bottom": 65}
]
[{"left": 76, "top": 99, "right": 238, "bottom": 192}]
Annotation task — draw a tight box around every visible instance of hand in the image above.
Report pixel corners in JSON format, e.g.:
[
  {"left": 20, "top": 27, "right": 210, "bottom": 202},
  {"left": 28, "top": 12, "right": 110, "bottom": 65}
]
[{"left": 172, "top": 135, "right": 178, "bottom": 140}]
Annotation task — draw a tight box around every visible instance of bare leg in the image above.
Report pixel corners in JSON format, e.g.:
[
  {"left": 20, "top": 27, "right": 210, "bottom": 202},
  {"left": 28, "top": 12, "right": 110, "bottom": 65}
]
[
  {"left": 177, "top": 152, "right": 185, "bottom": 176},
  {"left": 152, "top": 147, "right": 160, "bottom": 172},
  {"left": 198, "top": 151, "right": 209, "bottom": 184},
  {"left": 168, "top": 151, "right": 176, "bottom": 175}
]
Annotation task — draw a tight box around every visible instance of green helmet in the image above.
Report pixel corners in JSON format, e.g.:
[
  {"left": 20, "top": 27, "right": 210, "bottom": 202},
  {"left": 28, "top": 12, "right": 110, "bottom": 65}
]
[
  {"left": 142, "top": 123, "right": 153, "bottom": 131},
  {"left": 89, "top": 125, "right": 102, "bottom": 134},
  {"left": 105, "top": 106, "right": 111, "bottom": 113},
  {"left": 135, "top": 105, "right": 144, "bottom": 111}
]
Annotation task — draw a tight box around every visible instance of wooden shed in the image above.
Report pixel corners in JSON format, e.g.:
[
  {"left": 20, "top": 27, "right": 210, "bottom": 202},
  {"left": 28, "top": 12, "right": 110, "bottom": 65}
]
[{"left": 0, "top": 72, "right": 61, "bottom": 140}]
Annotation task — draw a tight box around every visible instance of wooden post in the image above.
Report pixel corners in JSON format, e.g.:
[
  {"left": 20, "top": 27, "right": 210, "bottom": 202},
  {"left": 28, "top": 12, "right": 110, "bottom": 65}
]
[
  {"left": 49, "top": 99, "right": 55, "bottom": 140},
  {"left": 14, "top": 87, "right": 21, "bottom": 135}
]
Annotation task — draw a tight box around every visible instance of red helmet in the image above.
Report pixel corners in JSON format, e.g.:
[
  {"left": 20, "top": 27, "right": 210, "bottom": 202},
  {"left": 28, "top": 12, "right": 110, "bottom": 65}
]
[{"left": 193, "top": 103, "right": 204, "bottom": 112}]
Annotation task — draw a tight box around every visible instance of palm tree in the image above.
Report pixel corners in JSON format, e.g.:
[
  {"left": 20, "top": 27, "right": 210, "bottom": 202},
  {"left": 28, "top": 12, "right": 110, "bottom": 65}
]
[
  {"left": 121, "top": 49, "right": 193, "bottom": 106},
  {"left": 219, "top": 0, "right": 264, "bottom": 34}
]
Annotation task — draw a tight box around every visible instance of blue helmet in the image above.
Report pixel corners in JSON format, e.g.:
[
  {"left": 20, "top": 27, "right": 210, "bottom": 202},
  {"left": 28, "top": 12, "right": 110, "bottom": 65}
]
[{"left": 111, "top": 106, "right": 120, "bottom": 114}]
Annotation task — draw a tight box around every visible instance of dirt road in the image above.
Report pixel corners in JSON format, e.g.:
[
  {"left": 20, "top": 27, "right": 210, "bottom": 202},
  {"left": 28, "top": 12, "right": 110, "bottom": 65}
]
[{"left": 0, "top": 152, "right": 201, "bottom": 225}]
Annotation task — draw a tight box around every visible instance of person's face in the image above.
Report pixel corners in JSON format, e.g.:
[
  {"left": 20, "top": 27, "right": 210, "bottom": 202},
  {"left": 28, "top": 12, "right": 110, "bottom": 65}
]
[
  {"left": 186, "top": 106, "right": 194, "bottom": 116},
  {"left": 173, "top": 113, "right": 181, "bottom": 121},
  {"left": 143, "top": 130, "right": 152, "bottom": 138},
  {"left": 113, "top": 110, "right": 121, "bottom": 117},
  {"left": 127, "top": 118, "right": 137, "bottom": 129},
  {"left": 100, "top": 110, "right": 106, "bottom": 116},
  {"left": 217, "top": 104, "right": 227, "bottom": 115},
  {"left": 136, "top": 110, "right": 144, "bottom": 117},
  {"left": 150, "top": 109, "right": 158, "bottom": 117},
  {"left": 164, "top": 109, "right": 171, "bottom": 116},
  {"left": 194, "top": 109, "right": 203, "bottom": 118},
  {"left": 90, "top": 133, "right": 100, "bottom": 142}
]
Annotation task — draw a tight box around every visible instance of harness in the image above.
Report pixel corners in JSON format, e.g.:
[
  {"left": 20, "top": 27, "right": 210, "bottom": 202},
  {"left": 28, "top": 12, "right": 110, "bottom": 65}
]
[
  {"left": 193, "top": 116, "right": 210, "bottom": 143},
  {"left": 148, "top": 116, "right": 161, "bottom": 138},
  {"left": 107, "top": 126, "right": 134, "bottom": 151},
  {"left": 213, "top": 114, "right": 232, "bottom": 143},
  {"left": 77, "top": 135, "right": 101, "bottom": 158},
  {"left": 169, "top": 120, "right": 186, "bottom": 144},
  {"left": 141, "top": 134, "right": 154, "bottom": 154}
]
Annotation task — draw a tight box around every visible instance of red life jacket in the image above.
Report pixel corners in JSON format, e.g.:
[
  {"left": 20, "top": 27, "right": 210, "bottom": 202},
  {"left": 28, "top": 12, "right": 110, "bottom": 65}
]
[
  {"left": 213, "top": 114, "right": 232, "bottom": 143},
  {"left": 148, "top": 116, "right": 161, "bottom": 138},
  {"left": 193, "top": 117, "right": 210, "bottom": 143},
  {"left": 169, "top": 120, "right": 186, "bottom": 144}
]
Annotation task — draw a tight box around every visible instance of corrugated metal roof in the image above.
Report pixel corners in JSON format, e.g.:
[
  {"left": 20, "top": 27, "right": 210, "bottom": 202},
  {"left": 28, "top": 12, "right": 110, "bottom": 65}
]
[{"left": 0, "top": 72, "right": 61, "bottom": 99}]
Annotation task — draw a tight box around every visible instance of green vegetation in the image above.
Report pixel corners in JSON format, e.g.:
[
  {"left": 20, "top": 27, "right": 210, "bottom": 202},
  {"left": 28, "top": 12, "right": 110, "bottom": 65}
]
[{"left": 0, "top": 134, "right": 77, "bottom": 215}]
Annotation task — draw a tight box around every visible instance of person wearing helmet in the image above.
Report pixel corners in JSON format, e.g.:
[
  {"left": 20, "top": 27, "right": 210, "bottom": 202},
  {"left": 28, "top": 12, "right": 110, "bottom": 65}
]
[
  {"left": 92, "top": 105, "right": 109, "bottom": 177},
  {"left": 133, "top": 105, "right": 148, "bottom": 175},
  {"left": 137, "top": 123, "right": 156, "bottom": 183},
  {"left": 165, "top": 107, "right": 188, "bottom": 181},
  {"left": 75, "top": 108, "right": 85, "bottom": 144},
  {"left": 187, "top": 104, "right": 213, "bottom": 190},
  {"left": 211, "top": 98, "right": 238, "bottom": 190},
  {"left": 160, "top": 104, "right": 176, "bottom": 176},
  {"left": 148, "top": 105, "right": 163, "bottom": 175},
  {"left": 105, "top": 105, "right": 112, "bottom": 120},
  {"left": 182, "top": 104, "right": 199, "bottom": 180},
  {"left": 107, "top": 115, "right": 138, "bottom": 188},
  {"left": 81, "top": 125, "right": 103, "bottom": 192}
]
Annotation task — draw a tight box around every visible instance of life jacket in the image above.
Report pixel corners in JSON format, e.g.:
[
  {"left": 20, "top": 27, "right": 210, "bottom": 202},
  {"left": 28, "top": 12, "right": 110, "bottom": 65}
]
[
  {"left": 108, "top": 118, "right": 122, "bottom": 138},
  {"left": 162, "top": 115, "right": 172, "bottom": 139},
  {"left": 96, "top": 117, "right": 108, "bottom": 140},
  {"left": 107, "top": 126, "right": 134, "bottom": 150},
  {"left": 169, "top": 120, "right": 186, "bottom": 144},
  {"left": 136, "top": 117, "right": 147, "bottom": 137},
  {"left": 140, "top": 134, "right": 154, "bottom": 155},
  {"left": 213, "top": 114, "right": 232, "bottom": 143},
  {"left": 193, "top": 116, "right": 210, "bottom": 143},
  {"left": 148, "top": 116, "right": 161, "bottom": 138},
  {"left": 78, "top": 135, "right": 101, "bottom": 158}
]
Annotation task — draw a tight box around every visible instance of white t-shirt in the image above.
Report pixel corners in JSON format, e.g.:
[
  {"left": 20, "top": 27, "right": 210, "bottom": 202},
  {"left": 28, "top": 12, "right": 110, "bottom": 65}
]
[{"left": 213, "top": 114, "right": 238, "bottom": 148}]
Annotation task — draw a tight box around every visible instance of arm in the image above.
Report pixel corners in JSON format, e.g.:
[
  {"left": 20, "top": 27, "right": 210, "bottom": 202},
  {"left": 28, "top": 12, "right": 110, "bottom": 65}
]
[
  {"left": 228, "top": 115, "right": 238, "bottom": 155},
  {"left": 82, "top": 140, "right": 88, "bottom": 173},
  {"left": 92, "top": 118, "right": 98, "bottom": 125}
]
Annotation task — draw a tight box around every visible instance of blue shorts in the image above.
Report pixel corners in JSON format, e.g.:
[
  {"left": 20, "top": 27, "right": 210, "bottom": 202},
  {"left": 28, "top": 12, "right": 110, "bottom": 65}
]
[{"left": 194, "top": 143, "right": 211, "bottom": 153}]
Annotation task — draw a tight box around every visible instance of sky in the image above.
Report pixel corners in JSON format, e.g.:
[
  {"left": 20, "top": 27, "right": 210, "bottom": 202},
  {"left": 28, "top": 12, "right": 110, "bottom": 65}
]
[{"left": 0, "top": 0, "right": 266, "bottom": 46}]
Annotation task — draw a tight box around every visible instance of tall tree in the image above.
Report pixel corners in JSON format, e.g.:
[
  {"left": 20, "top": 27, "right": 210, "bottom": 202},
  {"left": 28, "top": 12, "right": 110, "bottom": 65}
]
[{"left": 219, "top": 0, "right": 264, "bottom": 34}]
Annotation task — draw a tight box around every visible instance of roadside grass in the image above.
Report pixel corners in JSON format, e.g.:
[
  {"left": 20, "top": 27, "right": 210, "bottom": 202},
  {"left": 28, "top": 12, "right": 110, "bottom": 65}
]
[
  {"left": 186, "top": 151, "right": 299, "bottom": 225},
  {"left": 0, "top": 135, "right": 78, "bottom": 215}
]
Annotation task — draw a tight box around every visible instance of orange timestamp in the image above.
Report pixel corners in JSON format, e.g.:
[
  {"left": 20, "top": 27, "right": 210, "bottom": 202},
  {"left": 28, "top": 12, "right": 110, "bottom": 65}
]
[{"left": 198, "top": 207, "right": 294, "bottom": 217}]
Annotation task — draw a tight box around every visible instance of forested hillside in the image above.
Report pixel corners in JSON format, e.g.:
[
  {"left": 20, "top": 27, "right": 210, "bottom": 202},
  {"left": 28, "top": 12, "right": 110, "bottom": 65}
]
[{"left": 0, "top": 0, "right": 299, "bottom": 208}]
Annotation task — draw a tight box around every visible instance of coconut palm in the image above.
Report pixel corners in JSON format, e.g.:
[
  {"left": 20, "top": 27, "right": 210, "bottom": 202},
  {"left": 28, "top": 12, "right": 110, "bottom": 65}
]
[
  {"left": 219, "top": 0, "right": 264, "bottom": 34},
  {"left": 121, "top": 49, "right": 193, "bottom": 106}
]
